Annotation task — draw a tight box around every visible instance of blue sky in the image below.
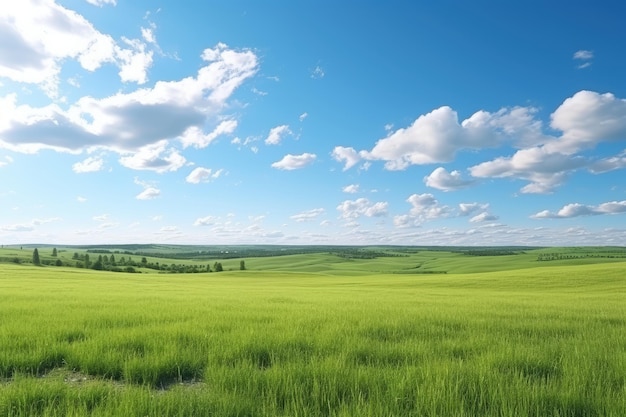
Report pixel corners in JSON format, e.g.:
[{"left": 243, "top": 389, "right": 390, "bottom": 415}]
[{"left": 1, "top": 0, "right": 626, "bottom": 246}]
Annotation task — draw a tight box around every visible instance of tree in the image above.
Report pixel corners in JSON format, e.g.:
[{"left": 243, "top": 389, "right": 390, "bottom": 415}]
[
  {"left": 240, "top": 260, "right": 246, "bottom": 270},
  {"left": 214, "top": 262, "right": 223, "bottom": 272},
  {"left": 52, "top": 248, "right": 57, "bottom": 257},
  {"left": 32, "top": 249, "right": 41, "bottom": 266},
  {"left": 92, "top": 257, "right": 103, "bottom": 270},
  {"left": 72, "top": 252, "right": 79, "bottom": 260},
  {"left": 55, "top": 259, "right": 63, "bottom": 267}
]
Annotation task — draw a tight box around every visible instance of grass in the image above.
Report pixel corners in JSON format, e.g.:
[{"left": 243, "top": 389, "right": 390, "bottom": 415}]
[{"left": 0, "top": 259, "right": 625, "bottom": 416}]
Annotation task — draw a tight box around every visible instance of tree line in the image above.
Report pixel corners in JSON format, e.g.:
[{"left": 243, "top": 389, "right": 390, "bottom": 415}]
[{"left": 28, "top": 248, "right": 246, "bottom": 274}]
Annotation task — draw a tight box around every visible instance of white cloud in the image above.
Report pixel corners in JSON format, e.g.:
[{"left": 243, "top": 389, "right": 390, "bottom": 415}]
[
  {"left": 85, "top": 0, "right": 117, "bottom": 6},
  {"left": 361, "top": 106, "right": 537, "bottom": 170},
  {"left": 265, "top": 125, "right": 292, "bottom": 145},
  {"left": 342, "top": 184, "right": 360, "bottom": 194},
  {"left": 251, "top": 87, "right": 267, "bottom": 96},
  {"left": 0, "top": 42, "right": 258, "bottom": 157},
  {"left": 0, "top": 155, "right": 13, "bottom": 167},
  {"left": 331, "top": 146, "right": 363, "bottom": 171},
  {"left": 531, "top": 200, "right": 626, "bottom": 219},
  {"left": 116, "top": 37, "right": 153, "bottom": 84},
  {"left": 424, "top": 167, "right": 473, "bottom": 191},
  {"left": 459, "top": 203, "right": 489, "bottom": 216},
  {"left": 0, "top": 0, "right": 153, "bottom": 97},
  {"left": 1, "top": 223, "right": 35, "bottom": 232},
  {"left": 119, "top": 141, "right": 186, "bottom": 173},
  {"left": 0, "top": 217, "right": 60, "bottom": 232},
  {"left": 134, "top": 178, "right": 160, "bottom": 200},
  {"left": 194, "top": 215, "right": 218, "bottom": 226},
  {"left": 76, "top": 196, "right": 87, "bottom": 203},
  {"left": 185, "top": 167, "right": 224, "bottom": 184},
  {"left": 136, "top": 187, "right": 160, "bottom": 200},
  {"left": 406, "top": 193, "right": 449, "bottom": 218},
  {"left": 336, "top": 198, "right": 388, "bottom": 219},
  {"left": 290, "top": 208, "right": 325, "bottom": 222},
  {"left": 469, "top": 146, "right": 586, "bottom": 194},
  {"left": 548, "top": 91, "right": 626, "bottom": 155},
  {"left": 141, "top": 26, "right": 156, "bottom": 45},
  {"left": 93, "top": 213, "right": 108, "bottom": 222},
  {"left": 394, "top": 193, "right": 450, "bottom": 228},
  {"left": 72, "top": 156, "right": 103, "bottom": 173},
  {"left": 469, "top": 212, "right": 499, "bottom": 223},
  {"left": 311, "top": 65, "right": 325, "bottom": 79},
  {"left": 271, "top": 153, "right": 316, "bottom": 170},
  {"left": 299, "top": 112, "right": 308, "bottom": 121},
  {"left": 573, "top": 50, "right": 593, "bottom": 68},
  {"left": 589, "top": 151, "right": 626, "bottom": 173},
  {"left": 574, "top": 50, "right": 593, "bottom": 60},
  {"left": 180, "top": 119, "right": 238, "bottom": 149}
]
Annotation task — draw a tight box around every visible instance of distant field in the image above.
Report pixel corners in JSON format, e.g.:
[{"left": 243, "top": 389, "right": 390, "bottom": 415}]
[
  {"left": 3, "top": 245, "right": 626, "bottom": 275},
  {"left": 0, "top": 260, "right": 625, "bottom": 416}
]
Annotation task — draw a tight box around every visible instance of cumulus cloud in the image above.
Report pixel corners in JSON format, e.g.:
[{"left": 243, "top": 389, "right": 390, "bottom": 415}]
[
  {"left": 424, "top": 167, "right": 474, "bottom": 191},
  {"left": 86, "top": 0, "right": 117, "bottom": 6},
  {"left": 589, "top": 151, "right": 626, "bottom": 173},
  {"left": 469, "top": 212, "right": 499, "bottom": 223},
  {"left": 180, "top": 119, "right": 238, "bottom": 149},
  {"left": 185, "top": 167, "right": 224, "bottom": 184},
  {"left": 134, "top": 178, "right": 160, "bottom": 200},
  {"left": 531, "top": 200, "right": 626, "bottom": 219},
  {"left": 119, "top": 141, "right": 186, "bottom": 173},
  {"left": 469, "top": 146, "right": 586, "bottom": 194},
  {"left": 136, "top": 187, "right": 160, "bottom": 200},
  {"left": 328, "top": 89, "right": 626, "bottom": 195},
  {"left": 406, "top": 193, "right": 449, "bottom": 218},
  {"left": 72, "top": 156, "right": 103, "bottom": 173},
  {"left": 299, "top": 112, "right": 308, "bottom": 121},
  {"left": 193, "top": 215, "right": 218, "bottom": 226},
  {"left": 290, "top": 208, "right": 325, "bottom": 222},
  {"left": 0, "top": 0, "right": 154, "bottom": 96},
  {"left": 342, "top": 184, "right": 360, "bottom": 194},
  {"left": 331, "top": 146, "right": 363, "bottom": 171},
  {"left": 264, "top": 125, "right": 292, "bottom": 145},
  {"left": 0, "top": 42, "right": 258, "bottom": 158},
  {"left": 459, "top": 202, "right": 489, "bottom": 216},
  {"left": 360, "top": 106, "right": 543, "bottom": 170},
  {"left": 548, "top": 91, "right": 626, "bottom": 155},
  {"left": 393, "top": 193, "right": 450, "bottom": 228},
  {"left": 271, "top": 153, "right": 316, "bottom": 170},
  {"left": 337, "top": 198, "right": 388, "bottom": 219}
]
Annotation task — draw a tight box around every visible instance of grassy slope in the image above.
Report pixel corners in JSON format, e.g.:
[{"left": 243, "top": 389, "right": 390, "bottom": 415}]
[
  {"left": 0, "top": 261, "right": 625, "bottom": 416},
  {"left": 3, "top": 246, "right": 626, "bottom": 275}
]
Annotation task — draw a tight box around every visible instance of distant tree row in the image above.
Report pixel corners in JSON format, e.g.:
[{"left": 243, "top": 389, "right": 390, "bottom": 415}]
[
  {"left": 537, "top": 253, "right": 626, "bottom": 261},
  {"left": 69, "top": 252, "right": 245, "bottom": 273}
]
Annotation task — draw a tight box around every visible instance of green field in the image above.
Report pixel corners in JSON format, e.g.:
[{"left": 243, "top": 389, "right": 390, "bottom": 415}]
[{"left": 0, "top": 248, "right": 625, "bottom": 416}]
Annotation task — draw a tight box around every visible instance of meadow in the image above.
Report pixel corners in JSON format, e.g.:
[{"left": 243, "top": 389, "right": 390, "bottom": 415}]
[{"left": 0, "top": 247, "right": 625, "bottom": 416}]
